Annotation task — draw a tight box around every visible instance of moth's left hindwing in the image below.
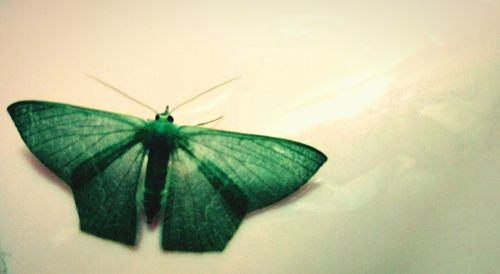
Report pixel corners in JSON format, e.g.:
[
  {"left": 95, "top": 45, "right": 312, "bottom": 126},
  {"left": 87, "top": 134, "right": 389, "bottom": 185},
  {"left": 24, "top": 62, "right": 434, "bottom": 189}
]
[{"left": 8, "top": 100, "right": 147, "bottom": 245}]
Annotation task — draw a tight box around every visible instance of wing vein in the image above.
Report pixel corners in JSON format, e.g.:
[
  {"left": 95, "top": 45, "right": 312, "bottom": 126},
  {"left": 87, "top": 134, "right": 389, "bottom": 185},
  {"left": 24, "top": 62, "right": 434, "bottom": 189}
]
[
  {"left": 16, "top": 109, "right": 142, "bottom": 128},
  {"left": 210, "top": 140, "right": 303, "bottom": 175},
  {"left": 87, "top": 144, "right": 145, "bottom": 227},
  {"left": 185, "top": 129, "right": 323, "bottom": 164},
  {"left": 10, "top": 105, "right": 56, "bottom": 117},
  {"left": 179, "top": 153, "right": 213, "bottom": 248},
  {"left": 22, "top": 121, "right": 129, "bottom": 138},
  {"left": 173, "top": 150, "right": 217, "bottom": 249},
  {"left": 183, "top": 140, "right": 280, "bottom": 195},
  {"left": 59, "top": 134, "right": 113, "bottom": 168},
  {"left": 30, "top": 129, "right": 137, "bottom": 149}
]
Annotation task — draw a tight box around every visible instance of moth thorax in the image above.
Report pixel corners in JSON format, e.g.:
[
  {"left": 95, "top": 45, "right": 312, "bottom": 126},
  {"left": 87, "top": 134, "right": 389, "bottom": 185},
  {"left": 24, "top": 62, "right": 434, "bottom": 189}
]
[{"left": 144, "top": 120, "right": 177, "bottom": 150}]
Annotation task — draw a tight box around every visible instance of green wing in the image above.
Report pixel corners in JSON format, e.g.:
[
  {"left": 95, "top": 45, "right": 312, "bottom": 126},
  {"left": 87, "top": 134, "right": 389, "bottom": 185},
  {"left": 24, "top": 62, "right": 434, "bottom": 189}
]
[
  {"left": 161, "top": 126, "right": 327, "bottom": 251},
  {"left": 7, "top": 100, "right": 147, "bottom": 245}
]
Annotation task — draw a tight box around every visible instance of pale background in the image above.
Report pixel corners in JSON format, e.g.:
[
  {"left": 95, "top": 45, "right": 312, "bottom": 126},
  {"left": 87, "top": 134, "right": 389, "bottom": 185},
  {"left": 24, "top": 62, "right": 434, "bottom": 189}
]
[{"left": 1, "top": 1, "right": 499, "bottom": 273}]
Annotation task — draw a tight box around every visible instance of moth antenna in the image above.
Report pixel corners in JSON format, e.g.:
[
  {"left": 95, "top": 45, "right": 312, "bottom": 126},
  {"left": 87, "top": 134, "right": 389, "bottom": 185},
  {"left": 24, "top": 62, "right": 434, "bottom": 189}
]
[
  {"left": 196, "top": 115, "right": 224, "bottom": 126},
  {"left": 86, "top": 74, "right": 159, "bottom": 114},
  {"left": 170, "top": 76, "right": 240, "bottom": 113}
]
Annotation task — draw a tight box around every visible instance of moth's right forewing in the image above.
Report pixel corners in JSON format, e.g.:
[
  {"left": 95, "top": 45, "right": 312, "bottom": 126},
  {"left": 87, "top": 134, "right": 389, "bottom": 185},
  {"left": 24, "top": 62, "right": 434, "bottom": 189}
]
[
  {"left": 8, "top": 100, "right": 148, "bottom": 246},
  {"left": 8, "top": 100, "right": 146, "bottom": 185}
]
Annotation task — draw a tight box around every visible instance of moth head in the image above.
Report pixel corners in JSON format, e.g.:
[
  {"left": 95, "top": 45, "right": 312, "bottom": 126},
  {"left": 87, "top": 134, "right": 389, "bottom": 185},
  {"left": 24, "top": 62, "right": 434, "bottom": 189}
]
[{"left": 155, "top": 106, "right": 174, "bottom": 123}]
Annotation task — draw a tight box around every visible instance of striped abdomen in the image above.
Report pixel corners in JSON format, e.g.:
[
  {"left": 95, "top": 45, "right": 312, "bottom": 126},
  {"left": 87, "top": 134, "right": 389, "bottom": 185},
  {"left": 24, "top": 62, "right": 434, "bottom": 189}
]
[{"left": 143, "top": 120, "right": 176, "bottom": 224}]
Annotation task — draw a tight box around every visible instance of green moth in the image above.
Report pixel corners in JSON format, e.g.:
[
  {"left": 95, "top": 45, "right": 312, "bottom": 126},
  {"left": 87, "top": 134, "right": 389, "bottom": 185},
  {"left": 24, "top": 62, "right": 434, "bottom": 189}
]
[{"left": 7, "top": 81, "right": 327, "bottom": 252}]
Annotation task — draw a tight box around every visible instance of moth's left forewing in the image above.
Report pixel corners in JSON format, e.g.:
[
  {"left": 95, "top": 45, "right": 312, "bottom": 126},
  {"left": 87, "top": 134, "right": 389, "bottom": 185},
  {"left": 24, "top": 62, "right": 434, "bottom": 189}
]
[
  {"left": 160, "top": 126, "right": 327, "bottom": 252},
  {"left": 175, "top": 126, "right": 327, "bottom": 211}
]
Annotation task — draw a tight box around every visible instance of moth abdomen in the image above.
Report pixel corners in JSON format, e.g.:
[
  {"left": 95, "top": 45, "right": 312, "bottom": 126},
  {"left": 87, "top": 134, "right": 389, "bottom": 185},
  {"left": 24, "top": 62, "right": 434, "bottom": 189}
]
[
  {"left": 143, "top": 121, "right": 173, "bottom": 223},
  {"left": 143, "top": 188, "right": 164, "bottom": 224}
]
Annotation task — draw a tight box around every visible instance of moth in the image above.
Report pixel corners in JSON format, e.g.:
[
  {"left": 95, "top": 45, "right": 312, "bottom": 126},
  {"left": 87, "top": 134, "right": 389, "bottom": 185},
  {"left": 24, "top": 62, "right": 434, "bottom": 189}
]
[{"left": 7, "top": 78, "right": 327, "bottom": 252}]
